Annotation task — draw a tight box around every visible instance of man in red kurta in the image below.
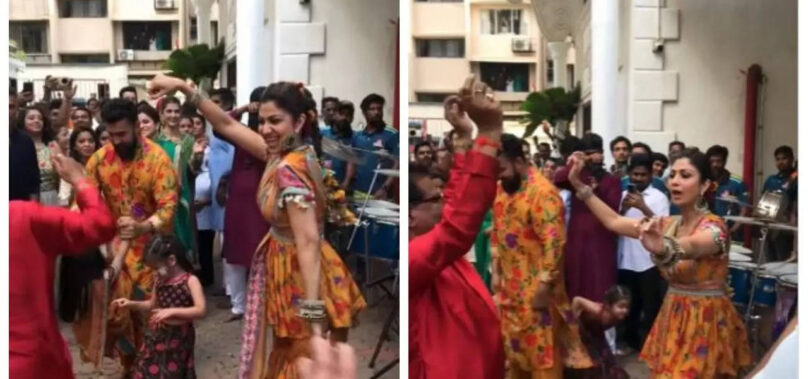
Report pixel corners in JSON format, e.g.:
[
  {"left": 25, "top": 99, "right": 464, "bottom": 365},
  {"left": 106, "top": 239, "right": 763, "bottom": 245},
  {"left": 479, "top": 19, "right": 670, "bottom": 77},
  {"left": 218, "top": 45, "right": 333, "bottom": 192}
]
[
  {"left": 10, "top": 153, "right": 117, "bottom": 379},
  {"left": 409, "top": 78, "right": 505, "bottom": 379}
]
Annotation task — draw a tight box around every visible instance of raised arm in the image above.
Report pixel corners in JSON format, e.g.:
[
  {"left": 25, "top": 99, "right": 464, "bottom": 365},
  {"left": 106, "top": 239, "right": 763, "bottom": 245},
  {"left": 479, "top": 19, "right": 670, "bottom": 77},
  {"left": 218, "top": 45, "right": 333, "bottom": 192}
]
[
  {"left": 409, "top": 150, "right": 499, "bottom": 295},
  {"left": 30, "top": 154, "right": 116, "bottom": 256},
  {"left": 147, "top": 74, "right": 268, "bottom": 162},
  {"left": 409, "top": 78, "right": 502, "bottom": 295},
  {"left": 566, "top": 153, "right": 641, "bottom": 238}
]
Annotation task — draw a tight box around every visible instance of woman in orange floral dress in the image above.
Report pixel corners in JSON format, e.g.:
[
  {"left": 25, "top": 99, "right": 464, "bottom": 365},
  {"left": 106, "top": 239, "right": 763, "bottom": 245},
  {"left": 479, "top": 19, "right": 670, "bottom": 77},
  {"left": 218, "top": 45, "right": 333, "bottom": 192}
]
[
  {"left": 566, "top": 148, "right": 751, "bottom": 378},
  {"left": 147, "top": 75, "right": 366, "bottom": 379}
]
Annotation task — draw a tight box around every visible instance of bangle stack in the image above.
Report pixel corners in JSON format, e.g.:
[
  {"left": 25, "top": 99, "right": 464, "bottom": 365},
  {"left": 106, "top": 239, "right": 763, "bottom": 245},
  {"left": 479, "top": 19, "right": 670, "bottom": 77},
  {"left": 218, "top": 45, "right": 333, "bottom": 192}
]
[
  {"left": 575, "top": 185, "right": 594, "bottom": 201},
  {"left": 297, "top": 299, "right": 327, "bottom": 321},
  {"left": 187, "top": 89, "right": 209, "bottom": 108},
  {"left": 652, "top": 236, "right": 686, "bottom": 266}
]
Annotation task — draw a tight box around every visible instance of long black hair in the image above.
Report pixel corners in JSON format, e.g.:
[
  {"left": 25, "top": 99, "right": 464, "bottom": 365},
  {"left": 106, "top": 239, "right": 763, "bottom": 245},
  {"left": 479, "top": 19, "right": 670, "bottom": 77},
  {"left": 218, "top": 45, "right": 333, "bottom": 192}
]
[
  {"left": 17, "top": 105, "right": 54, "bottom": 143},
  {"left": 672, "top": 147, "right": 711, "bottom": 183},
  {"left": 260, "top": 82, "right": 322, "bottom": 158},
  {"left": 69, "top": 126, "right": 99, "bottom": 163},
  {"left": 247, "top": 86, "right": 266, "bottom": 130},
  {"left": 143, "top": 234, "right": 194, "bottom": 273}
]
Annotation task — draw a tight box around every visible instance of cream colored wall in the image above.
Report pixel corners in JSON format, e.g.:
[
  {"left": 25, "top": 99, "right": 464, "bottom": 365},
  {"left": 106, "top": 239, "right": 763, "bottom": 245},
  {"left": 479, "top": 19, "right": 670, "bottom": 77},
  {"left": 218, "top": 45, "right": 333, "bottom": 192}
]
[
  {"left": 661, "top": 0, "right": 796, "bottom": 181},
  {"left": 412, "top": 58, "right": 470, "bottom": 94},
  {"left": 56, "top": 18, "right": 112, "bottom": 53},
  {"left": 9, "top": 0, "right": 50, "bottom": 20},
  {"left": 109, "top": 1, "right": 181, "bottom": 21},
  {"left": 412, "top": 2, "right": 465, "bottom": 37}
]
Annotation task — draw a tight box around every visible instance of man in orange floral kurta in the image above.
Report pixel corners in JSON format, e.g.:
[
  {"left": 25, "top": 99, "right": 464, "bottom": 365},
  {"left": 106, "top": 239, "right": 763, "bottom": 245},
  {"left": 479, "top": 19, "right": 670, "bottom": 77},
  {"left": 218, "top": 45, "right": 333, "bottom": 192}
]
[
  {"left": 491, "top": 134, "right": 592, "bottom": 378},
  {"left": 81, "top": 99, "right": 178, "bottom": 372}
]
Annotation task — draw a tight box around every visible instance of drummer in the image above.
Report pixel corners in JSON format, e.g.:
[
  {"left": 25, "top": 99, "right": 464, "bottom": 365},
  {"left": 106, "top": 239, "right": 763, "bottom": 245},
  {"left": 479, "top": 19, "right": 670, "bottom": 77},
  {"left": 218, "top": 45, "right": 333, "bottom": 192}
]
[
  {"left": 346, "top": 94, "right": 398, "bottom": 200},
  {"left": 321, "top": 100, "right": 356, "bottom": 189},
  {"left": 706, "top": 145, "right": 750, "bottom": 241},
  {"left": 762, "top": 145, "right": 797, "bottom": 261}
]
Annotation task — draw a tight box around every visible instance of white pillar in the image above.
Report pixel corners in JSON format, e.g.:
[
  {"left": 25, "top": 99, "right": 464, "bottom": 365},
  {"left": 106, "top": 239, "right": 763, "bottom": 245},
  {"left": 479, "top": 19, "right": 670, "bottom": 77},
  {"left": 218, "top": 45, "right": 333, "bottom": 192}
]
[
  {"left": 591, "top": 0, "right": 621, "bottom": 167},
  {"left": 195, "top": 0, "right": 214, "bottom": 46},
  {"left": 548, "top": 41, "right": 571, "bottom": 90},
  {"left": 236, "top": 0, "right": 265, "bottom": 107}
]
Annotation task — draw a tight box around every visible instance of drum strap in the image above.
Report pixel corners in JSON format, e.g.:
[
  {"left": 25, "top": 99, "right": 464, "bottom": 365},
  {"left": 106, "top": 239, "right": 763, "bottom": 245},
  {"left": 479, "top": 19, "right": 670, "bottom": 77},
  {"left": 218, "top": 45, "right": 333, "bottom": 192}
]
[{"left": 668, "top": 286, "right": 725, "bottom": 297}]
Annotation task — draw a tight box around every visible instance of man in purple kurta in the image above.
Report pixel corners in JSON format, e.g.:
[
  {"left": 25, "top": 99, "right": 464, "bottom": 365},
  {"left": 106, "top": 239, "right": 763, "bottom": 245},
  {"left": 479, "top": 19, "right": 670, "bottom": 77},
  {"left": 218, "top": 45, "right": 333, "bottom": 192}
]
[{"left": 553, "top": 133, "right": 621, "bottom": 303}]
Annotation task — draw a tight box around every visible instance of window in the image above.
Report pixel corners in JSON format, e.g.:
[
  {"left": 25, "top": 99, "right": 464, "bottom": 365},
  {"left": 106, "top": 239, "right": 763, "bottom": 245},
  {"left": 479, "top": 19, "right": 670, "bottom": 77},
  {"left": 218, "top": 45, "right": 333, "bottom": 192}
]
[
  {"left": 480, "top": 63, "right": 530, "bottom": 92},
  {"left": 190, "top": 18, "right": 219, "bottom": 44},
  {"left": 481, "top": 9, "right": 526, "bottom": 35},
  {"left": 10, "top": 22, "right": 48, "bottom": 54},
  {"left": 60, "top": 0, "right": 107, "bottom": 17},
  {"left": 546, "top": 59, "right": 554, "bottom": 85},
  {"left": 415, "top": 39, "right": 464, "bottom": 58},
  {"left": 61, "top": 54, "right": 110, "bottom": 63},
  {"left": 123, "top": 22, "right": 173, "bottom": 51},
  {"left": 416, "top": 93, "right": 453, "bottom": 103}
]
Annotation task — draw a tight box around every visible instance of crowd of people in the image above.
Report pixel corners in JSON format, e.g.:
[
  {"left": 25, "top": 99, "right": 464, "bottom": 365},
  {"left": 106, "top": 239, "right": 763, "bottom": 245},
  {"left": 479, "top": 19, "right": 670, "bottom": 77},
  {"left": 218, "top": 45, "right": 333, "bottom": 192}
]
[
  {"left": 409, "top": 76, "right": 798, "bottom": 378},
  {"left": 9, "top": 74, "right": 399, "bottom": 378}
]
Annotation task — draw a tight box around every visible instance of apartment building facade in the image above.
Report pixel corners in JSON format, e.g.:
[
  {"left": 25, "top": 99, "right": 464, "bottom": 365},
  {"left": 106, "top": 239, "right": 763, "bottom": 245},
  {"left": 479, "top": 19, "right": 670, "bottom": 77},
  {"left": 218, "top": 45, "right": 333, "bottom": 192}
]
[
  {"left": 409, "top": 0, "right": 573, "bottom": 141},
  {"left": 10, "top": 0, "right": 218, "bottom": 100}
]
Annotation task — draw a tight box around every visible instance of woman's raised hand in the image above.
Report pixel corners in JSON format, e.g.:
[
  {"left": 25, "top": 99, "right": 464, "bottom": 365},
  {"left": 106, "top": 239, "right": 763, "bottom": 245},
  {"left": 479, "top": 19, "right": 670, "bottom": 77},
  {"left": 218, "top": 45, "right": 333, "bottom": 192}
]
[{"left": 147, "top": 74, "right": 187, "bottom": 100}]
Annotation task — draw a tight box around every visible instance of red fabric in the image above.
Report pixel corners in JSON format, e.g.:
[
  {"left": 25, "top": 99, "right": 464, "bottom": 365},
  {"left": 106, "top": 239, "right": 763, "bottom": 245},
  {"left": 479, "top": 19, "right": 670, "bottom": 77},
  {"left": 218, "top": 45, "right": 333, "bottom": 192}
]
[
  {"left": 9, "top": 181, "right": 116, "bottom": 379},
  {"left": 409, "top": 151, "right": 504, "bottom": 379}
]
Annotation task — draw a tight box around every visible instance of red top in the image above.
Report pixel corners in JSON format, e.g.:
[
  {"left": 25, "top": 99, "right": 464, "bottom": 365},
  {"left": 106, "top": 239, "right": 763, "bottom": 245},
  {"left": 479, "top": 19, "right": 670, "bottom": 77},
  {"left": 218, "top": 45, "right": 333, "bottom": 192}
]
[
  {"left": 409, "top": 151, "right": 504, "bottom": 379},
  {"left": 10, "top": 180, "right": 116, "bottom": 379}
]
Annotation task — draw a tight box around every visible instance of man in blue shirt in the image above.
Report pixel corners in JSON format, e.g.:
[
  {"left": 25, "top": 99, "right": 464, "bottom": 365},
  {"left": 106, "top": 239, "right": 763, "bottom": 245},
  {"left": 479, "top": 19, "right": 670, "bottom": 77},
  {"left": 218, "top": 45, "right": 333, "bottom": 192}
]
[
  {"left": 319, "top": 96, "right": 339, "bottom": 131},
  {"left": 347, "top": 93, "right": 398, "bottom": 199},
  {"left": 321, "top": 100, "right": 355, "bottom": 187},
  {"left": 707, "top": 145, "right": 750, "bottom": 241},
  {"left": 762, "top": 145, "right": 797, "bottom": 260}
]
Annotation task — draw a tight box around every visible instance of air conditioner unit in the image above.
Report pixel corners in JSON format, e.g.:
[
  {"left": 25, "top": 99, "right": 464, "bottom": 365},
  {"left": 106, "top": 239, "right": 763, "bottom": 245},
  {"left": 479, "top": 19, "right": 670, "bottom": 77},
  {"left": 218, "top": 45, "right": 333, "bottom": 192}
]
[
  {"left": 154, "top": 0, "right": 175, "bottom": 10},
  {"left": 512, "top": 37, "right": 533, "bottom": 53},
  {"left": 117, "top": 49, "right": 135, "bottom": 61}
]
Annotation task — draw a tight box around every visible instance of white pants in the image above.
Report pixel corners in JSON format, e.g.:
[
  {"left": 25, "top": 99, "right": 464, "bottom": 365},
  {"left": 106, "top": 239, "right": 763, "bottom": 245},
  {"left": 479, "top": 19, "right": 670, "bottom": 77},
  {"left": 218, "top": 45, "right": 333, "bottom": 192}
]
[
  {"left": 217, "top": 232, "right": 247, "bottom": 315},
  {"left": 605, "top": 327, "right": 616, "bottom": 353}
]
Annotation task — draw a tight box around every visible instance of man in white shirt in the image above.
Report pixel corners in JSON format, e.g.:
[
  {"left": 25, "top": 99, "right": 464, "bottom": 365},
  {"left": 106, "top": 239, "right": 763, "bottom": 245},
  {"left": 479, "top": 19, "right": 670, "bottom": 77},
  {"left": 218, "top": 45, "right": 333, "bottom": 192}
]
[{"left": 616, "top": 154, "right": 670, "bottom": 354}]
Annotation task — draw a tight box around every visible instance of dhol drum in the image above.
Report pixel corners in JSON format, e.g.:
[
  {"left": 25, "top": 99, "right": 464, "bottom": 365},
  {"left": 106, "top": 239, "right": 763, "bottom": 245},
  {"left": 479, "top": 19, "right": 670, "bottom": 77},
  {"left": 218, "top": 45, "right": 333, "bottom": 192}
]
[
  {"left": 751, "top": 266, "right": 785, "bottom": 308},
  {"left": 773, "top": 274, "right": 798, "bottom": 340},
  {"left": 350, "top": 209, "right": 400, "bottom": 261},
  {"left": 762, "top": 262, "right": 798, "bottom": 276},
  {"left": 728, "top": 261, "right": 758, "bottom": 306}
]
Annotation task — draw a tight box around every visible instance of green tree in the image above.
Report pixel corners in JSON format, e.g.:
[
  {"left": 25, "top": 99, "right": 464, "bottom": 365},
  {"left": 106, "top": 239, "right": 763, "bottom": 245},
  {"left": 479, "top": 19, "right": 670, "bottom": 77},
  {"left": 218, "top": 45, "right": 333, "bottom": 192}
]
[
  {"left": 164, "top": 42, "right": 225, "bottom": 92},
  {"left": 519, "top": 85, "right": 580, "bottom": 139}
]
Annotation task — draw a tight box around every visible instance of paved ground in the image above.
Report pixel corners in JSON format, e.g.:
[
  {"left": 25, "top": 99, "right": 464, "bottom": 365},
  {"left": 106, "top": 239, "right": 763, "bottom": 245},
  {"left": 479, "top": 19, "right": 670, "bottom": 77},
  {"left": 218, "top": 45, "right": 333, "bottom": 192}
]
[{"left": 61, "top": 258, "right": 399, "bottom": 379}]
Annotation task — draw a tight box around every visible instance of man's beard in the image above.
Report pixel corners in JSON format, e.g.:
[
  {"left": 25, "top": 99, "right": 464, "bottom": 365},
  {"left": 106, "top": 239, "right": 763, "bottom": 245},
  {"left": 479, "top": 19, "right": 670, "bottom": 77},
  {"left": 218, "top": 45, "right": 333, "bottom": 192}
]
[
  {"left": 587, "top": 162, "right": 606, "bottom": 180},
  {"left": 333, "top": 120, "right": 353, "bottom": 138},
  {"left": 114, "top": 140, "right": 137, "bottom": 161},
  {"left": 368, "top": 118, "right": 384, "bottom": 129},
  {"left": 501, "top": 174, "right": 522, "bottom": 194}
]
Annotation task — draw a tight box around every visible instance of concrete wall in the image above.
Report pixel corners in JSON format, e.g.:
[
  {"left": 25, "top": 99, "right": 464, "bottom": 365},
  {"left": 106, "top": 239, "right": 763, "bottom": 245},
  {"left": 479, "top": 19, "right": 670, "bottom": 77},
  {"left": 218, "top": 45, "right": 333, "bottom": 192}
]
[
  {"left": 56, "top": 18, "right": 112, "bottom": 53},
  {"left": 9, "top": 0, "right": 50, "bottom": 20},
  {"left": 658, "top": 0, "right": 796, "bottom": 182},
  {"left": 109, "top": 1, "right": 182, "bottom": 21},
  {"left": 306, "top": 0, "right": 398, "bottom": 128},
  {"left": 412, "top": 58, "right": 469, "bottom": 94},
  {"left": 412, "top": 2, "right": 465, "bottom": 37},
  {"left": 18, "top": 64, "right": 131, "bottom": 100}
]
